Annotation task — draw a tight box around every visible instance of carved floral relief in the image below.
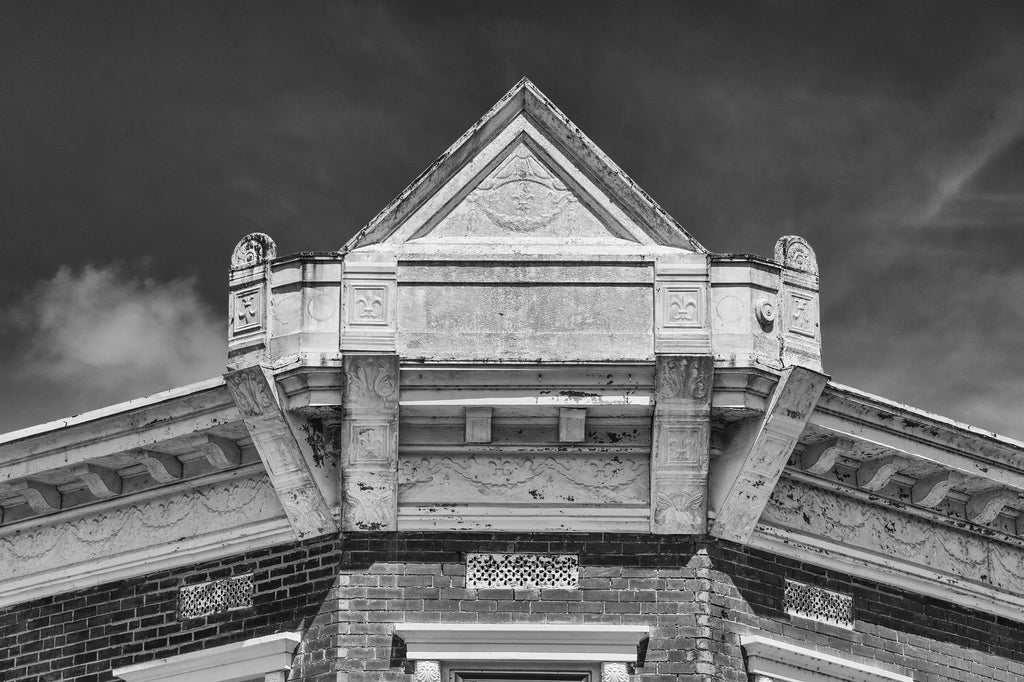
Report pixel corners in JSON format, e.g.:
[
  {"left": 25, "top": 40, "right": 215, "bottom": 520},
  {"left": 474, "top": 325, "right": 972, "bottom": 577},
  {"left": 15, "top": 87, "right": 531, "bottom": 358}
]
[
  {"left": 232, "top": 288, "right": 262, "bottom": 335},
  {"left": 765, "top": 479, "right": 994, "bottom": 581},
  {"left": 344, "top": 356, "right": 399, "bottom": 407},
  {"left": 225, "top": 367, "right": 278, "bottom": 417},
  {"left": 468, "top": 147, "right": 576, "bottom": 233},
  {"left": 230, "top": 232, "right": 277, "bottom": 270},
  {"left": 663, "top": 288, "right": 704, "bottom": 329},
  {"left": 774, "top": 235, "right": 818, "bottom": 275},
  {"left": 655, "top": 356, "right": 711, "bottom": 402},
  {"left": 343, "top": 471, "right": 397, "bottom": 531},
  {"left": 653, "top": 485, "right": 705, "bottom": 530},
  {"left": 653, "top": 423, "right": 708, "bottom": 470}
]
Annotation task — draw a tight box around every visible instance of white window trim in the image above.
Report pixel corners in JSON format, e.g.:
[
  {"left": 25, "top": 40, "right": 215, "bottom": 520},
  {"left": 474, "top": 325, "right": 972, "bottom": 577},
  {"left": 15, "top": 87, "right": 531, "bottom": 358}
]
[
  {"left": 395, "top": 623, "right": 649, "bottom": 662},
  {"left": 741, "top": 635, "right": 913, "bottom": 682},
  {"left": 112, "top": 632, "right": 301, "bottom": 682}
]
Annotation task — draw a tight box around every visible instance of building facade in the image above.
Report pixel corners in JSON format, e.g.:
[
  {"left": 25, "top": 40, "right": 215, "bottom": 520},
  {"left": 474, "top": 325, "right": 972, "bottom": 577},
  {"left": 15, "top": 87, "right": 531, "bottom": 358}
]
[{"left": 2, "top": 79, "right": 1024, "bottom": 682}]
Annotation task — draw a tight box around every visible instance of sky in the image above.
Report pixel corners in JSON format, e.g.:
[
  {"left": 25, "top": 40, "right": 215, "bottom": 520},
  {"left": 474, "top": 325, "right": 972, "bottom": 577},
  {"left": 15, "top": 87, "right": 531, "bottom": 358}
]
[{"left": 1, "top": 1, "right": 1022, "bottom": 437}]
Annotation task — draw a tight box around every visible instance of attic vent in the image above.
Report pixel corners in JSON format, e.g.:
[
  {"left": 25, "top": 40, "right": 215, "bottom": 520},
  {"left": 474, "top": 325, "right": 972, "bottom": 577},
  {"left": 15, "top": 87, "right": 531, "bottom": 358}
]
[
  {"left": 177, "top": 573, "right": 254, "bottom": 620},
  {"left": 784, "top": 579, "right": 854, "bottom": 629},
  {"left": 466, "top": 554, "right": 579, "bottom": 590}
]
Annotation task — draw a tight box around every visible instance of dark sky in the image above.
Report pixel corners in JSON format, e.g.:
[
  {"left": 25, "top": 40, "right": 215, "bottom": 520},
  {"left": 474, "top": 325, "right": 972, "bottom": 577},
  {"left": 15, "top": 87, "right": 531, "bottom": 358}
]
[{"left": 1, "top": 1, "right": 1022, "bottom": 437}]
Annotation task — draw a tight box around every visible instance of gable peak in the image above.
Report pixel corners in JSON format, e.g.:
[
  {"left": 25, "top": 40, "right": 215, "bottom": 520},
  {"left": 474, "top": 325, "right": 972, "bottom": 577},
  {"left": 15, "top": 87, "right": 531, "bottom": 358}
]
[{"left": 343, "top": 79, "right": 706, "bottom": 253}]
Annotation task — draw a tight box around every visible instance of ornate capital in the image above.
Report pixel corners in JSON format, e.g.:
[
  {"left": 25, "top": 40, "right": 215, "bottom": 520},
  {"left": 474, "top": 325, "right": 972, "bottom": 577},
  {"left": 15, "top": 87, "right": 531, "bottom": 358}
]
[
  {"left": 413, "top": 660, "right": 441, "bottom": 682},
  {"left": 601, "top": 662, "right": 629, "bottom": 682}
]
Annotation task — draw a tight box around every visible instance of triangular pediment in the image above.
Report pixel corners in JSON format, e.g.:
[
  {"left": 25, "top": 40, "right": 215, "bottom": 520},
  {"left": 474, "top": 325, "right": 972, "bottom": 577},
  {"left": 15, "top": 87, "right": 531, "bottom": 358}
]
[
  {"left": 344, "top": 78, "right": 705, "bottom": 253},
  {"left": 412, "top": 139, "right": 640, "bottom": 245}
]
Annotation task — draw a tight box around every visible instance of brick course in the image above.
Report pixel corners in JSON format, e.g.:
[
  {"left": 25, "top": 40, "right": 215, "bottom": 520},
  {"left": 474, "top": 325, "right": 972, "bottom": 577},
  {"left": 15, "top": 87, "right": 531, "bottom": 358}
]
[{"left": 1, "top": 533, "right": 1022, "bottom": 681}]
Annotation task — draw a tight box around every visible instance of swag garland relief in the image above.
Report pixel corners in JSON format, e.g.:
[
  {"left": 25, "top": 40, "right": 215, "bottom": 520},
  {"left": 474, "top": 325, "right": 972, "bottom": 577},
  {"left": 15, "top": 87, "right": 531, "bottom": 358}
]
[
  {"left": 763, "top": 478, "right": 1024, "bottom": 590},
  {"left": 0, "top": 475, "right": 281, "bottom": 577},
  {"left": 398, "top": 453, "right": 649, "bottom": 506}
]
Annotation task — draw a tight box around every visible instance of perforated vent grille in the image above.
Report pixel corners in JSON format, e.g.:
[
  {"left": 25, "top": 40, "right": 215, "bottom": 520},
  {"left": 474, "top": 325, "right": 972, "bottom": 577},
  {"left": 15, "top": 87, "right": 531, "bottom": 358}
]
[
  {"left": 177, "top": 573, "right": 254, "bottom": 620},
  {"left": 784, "top": 579, "right": 854, "bottom": 629},
  {"left": 466, "top": 553, "right": 579, "bottom": 589}
]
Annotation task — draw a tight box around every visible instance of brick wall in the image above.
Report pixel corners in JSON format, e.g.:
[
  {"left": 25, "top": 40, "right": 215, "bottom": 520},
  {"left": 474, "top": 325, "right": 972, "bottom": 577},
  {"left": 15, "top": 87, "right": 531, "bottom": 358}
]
[
  {"left": 708, "top": 542, "right": 1024, "bottom": 681},
  {"left": 2, "top": 533, "right": 1023, "bottom": 682}
]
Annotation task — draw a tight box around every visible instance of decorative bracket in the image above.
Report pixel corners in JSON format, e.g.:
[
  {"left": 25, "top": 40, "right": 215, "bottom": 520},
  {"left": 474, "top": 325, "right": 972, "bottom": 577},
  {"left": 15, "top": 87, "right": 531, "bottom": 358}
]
[
  {"left": 1, "top": 479, "right": 61, "bottom": 514},
  {"left": 197, "top": 434, "right": 243, "bottom": 469},
  {"left": 137, "top": 450, "right": 183, "bottom": 483},
  {"left": 709, "top": 366, "right": 828, "bottom": 544},
  {"left": 224, "top": 365, "right": 337, "bottom": 539},
  {"left": 71, "top": 464, "right": 121, "bottom": 498},
  {"left": 911, "top": 471, "right": 962, "bottom": 508},
  {"left": 800, "top": 437, "right": 852, "bottom": 475},
  {"left": 966, "top": 488, "right": 1019, "bottom": 525},
  {"left": 856, "top": 455, "right": 907, "bottom": 492}
]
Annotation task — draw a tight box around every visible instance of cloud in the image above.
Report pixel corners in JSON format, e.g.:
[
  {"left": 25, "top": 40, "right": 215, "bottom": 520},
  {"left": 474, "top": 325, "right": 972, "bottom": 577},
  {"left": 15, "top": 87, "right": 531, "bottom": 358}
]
[{"left": 1, "top": 264, "right": 225, "bottom": 432}]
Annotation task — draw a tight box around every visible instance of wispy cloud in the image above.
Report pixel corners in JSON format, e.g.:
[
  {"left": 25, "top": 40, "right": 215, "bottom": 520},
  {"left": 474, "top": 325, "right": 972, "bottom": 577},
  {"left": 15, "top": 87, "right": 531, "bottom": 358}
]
[{"left": 1, "top": 264, "right": 225, "bottom": 431}]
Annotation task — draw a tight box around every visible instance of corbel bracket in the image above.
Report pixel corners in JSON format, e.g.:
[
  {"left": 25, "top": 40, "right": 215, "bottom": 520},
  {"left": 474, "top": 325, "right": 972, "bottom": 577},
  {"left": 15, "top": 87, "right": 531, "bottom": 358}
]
[
  {"left": 1, "top": 479, "right": 61, "bottom": 514},
  {"left": 224, "top": 364, "right": 337, "bottom": 539},
  {"left": 709, "top": 366, "right": 828, "bottom": 544},
  {"left": 911, "top": 471, "right": 962, "bottom": 508},
  {"left": 966, "top": 488, "right": 1019, "bottom": 525},
  {"left": 800, "top": 437, "right": 852, "bottom": 476}
]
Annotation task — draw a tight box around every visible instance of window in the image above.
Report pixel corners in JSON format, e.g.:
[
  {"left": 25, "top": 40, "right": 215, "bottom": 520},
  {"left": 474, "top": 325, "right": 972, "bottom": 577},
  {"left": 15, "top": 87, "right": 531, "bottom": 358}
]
[{"left": 395, "top": 624, "right": 647, "bottom": 682}]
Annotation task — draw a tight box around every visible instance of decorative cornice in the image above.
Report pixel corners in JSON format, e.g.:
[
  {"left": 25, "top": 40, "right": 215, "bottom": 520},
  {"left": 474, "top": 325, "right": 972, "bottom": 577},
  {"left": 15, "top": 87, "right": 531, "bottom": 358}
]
[
  {"left": 756, "top": 477, "right": 1024, "bottom": 623},
  {"left": 0, "top": 378, "right": 236, "bottom": 483},
  {"left": 0, "top": 473, "right": 290, "bottom": 608}
]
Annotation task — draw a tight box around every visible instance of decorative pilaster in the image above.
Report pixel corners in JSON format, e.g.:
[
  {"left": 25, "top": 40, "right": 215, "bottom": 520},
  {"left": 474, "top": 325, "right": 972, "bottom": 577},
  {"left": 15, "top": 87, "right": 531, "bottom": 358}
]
[
  {"left": 650, "top": 355, "right": 713, "bottom": 534},
  {"left": 228, "top": 233, "right": 276, "bottom": 369},
  {"left": 224, "top": 365, "right": 337, "bottom": 539},
  {"left": 774, "top": 236, "right": 821, "bottom": 371},
  {"left": 341, "top": 355, "right": 400, "bottom": 531}
]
